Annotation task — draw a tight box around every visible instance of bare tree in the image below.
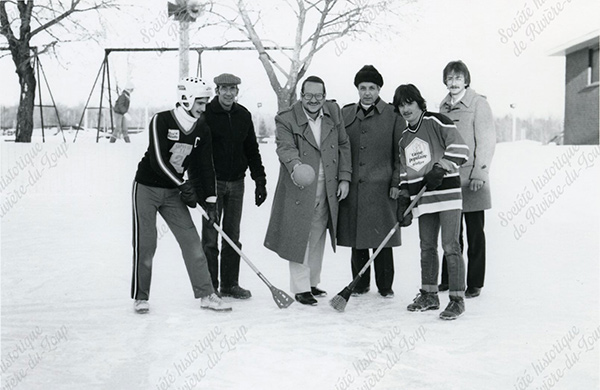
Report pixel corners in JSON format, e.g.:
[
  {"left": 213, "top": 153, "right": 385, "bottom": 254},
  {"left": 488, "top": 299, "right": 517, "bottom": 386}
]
[
  {"left": 204, "top": 0, "right": 412, "bottom": 110},
  {"left": 0, "top": 0, "right": 117, "bottom": 142}
]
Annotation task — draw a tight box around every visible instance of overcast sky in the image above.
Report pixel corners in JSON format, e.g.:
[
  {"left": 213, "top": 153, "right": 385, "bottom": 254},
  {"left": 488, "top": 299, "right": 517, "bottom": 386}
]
[{"left": 0, "top": 0, "right": 598, "bottom": 120}]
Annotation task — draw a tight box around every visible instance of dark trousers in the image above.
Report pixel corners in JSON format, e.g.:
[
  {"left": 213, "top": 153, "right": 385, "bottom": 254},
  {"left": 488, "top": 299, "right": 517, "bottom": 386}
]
[
  {"left": 351, "top": 248, "right": 394, "bottom": 292},
  {"left": 441, "top": 211, "right": 486, "bottom": 289},
  {"left": 202, "top": 179, "right": 245, "bottom": 291},
  {"left": 131, "top": 182, "right": 214, "bottom": 301}
]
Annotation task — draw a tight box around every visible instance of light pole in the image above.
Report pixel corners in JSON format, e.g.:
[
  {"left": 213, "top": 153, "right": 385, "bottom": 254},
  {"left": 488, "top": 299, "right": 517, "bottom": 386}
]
[
  {"left": 510, "top": 103, "right": 517, "bottom": 142},
  {"left": 167, "top": 0, "right": 204, "bottom": 79}
]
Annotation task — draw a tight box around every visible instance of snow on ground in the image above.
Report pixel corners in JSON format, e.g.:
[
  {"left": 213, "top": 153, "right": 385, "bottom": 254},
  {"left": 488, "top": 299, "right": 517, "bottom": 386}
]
[{"left": 1, "top": 130, "right": 599, "bottom": 390}]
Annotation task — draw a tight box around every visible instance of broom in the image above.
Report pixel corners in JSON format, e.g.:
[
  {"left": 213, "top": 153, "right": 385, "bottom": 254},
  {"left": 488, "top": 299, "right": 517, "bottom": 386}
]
[
  {"left": 198, "top": 208, "right": 294, "bottom": 309},
  {"left": 329, "top": 186, "right": 427, "bottom": 312}
]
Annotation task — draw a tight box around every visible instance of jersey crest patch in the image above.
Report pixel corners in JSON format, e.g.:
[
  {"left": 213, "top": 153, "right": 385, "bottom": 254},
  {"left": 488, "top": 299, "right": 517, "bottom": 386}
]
[
  {"left": 167, "top": 129, "right": 180, "bottom": 141},
  {"left": 405, "top": 137, "right": 431, "bottom": 172}
]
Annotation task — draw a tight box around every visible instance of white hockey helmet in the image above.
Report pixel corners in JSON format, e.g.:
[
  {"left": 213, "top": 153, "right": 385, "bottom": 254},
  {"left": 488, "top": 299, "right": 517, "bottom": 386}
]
[{"left": 177, "top": 77, "right": 212, "bottom": 110}]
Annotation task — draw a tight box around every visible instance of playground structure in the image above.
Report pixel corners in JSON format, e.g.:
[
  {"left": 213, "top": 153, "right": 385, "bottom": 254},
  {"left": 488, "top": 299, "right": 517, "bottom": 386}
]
[
  {"left": 75, "top": 46, "right": 289, "bottom": 143},
  {"left": 0, "top": 46, "right": 66, "bottom": 142},
  {"left": 2, "top": 44, "right": 290, "bottom": 143}
]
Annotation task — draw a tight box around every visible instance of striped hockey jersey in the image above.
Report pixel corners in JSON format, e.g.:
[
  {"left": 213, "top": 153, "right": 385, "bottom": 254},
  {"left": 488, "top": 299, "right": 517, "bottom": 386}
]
[
  {"left": 398, "top": 111, "right": 469, "bottom": 217},
  {"left": 135, "top": 109, "right": 216, "bottom": 200}
]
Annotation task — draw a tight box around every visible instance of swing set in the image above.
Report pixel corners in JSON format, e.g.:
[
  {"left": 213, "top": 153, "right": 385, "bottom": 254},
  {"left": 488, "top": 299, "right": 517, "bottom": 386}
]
[{"left": 74, "top": 45, "right": 288, "bottom": 143}]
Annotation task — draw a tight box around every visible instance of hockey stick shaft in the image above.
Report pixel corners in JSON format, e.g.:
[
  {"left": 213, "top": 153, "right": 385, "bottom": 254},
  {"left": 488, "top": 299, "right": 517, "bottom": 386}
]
[
  {"left": 198, "top": 208, "right": 274, "bottom": 288},
  {"left": 355, "top": 186, "right": 427, "bottom": 279}
]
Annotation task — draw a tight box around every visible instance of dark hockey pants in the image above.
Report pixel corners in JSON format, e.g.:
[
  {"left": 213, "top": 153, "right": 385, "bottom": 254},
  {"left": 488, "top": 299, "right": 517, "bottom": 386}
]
[{"left": 131, "top": 182, "right": 214, "bottom": 301}]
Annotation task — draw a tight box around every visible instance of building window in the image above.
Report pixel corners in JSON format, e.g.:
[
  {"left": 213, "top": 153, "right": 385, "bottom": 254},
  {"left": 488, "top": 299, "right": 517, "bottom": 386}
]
[{"left": 589, "top": 47, "right": 599, "bottom": 85}]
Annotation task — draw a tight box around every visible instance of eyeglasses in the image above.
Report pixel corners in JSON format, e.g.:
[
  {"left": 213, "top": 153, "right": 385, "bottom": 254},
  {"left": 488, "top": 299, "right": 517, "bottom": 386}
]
[
  {"left": 445, "top": 75, "right": 465, "bottom": 83},
  {"left": 302, "top": 93, "right": 325, "bottom": 101}
]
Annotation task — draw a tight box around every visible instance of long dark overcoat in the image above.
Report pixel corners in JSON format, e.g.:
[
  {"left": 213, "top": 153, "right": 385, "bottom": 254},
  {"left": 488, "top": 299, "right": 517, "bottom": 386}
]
[
  {"left": 337, "top": 99, "right": 405, "bottom": 249},
  {"left": 440, "top": 88, "right": 496, "bottom": 212},
  {"left": 264, "top": 101, "right": 352, "bottom": 264}
]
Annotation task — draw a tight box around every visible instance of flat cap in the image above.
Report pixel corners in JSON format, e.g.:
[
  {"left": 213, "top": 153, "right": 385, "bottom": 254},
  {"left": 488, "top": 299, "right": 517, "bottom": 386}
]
[{"left": 213, "top": 73, "right": 241, "bottom": 85}]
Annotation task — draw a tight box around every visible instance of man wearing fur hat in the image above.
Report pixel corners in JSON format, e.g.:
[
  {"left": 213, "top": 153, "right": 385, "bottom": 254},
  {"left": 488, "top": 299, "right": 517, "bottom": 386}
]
[
  {"left": 338, "top": 65, "right": 407, "bottom": 298},
  {"left": 202, "top": 73, "right": 267, "bottom": 299}
]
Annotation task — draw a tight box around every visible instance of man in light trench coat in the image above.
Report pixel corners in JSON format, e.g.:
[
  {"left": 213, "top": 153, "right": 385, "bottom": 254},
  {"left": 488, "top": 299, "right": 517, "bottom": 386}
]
[
  {"left": 438, "top": 60, "right": 496, "bottom": 299},
  {"left": 264, "top": 76, "right": 352, "bottom": 306}
]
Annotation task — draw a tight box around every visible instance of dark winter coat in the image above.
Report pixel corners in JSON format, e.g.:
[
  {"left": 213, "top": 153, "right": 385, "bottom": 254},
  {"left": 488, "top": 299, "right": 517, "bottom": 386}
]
[
  {"left": 113, "top": 90, "right": 131, "bottom": 115},
  {"left": 264, "top": 100, "right": 352, "bottom": 264},
  {"left": 439, "top": 88, "right": 495, "bottom": 212},
  {"left": 337, "top": 99, "right": 405, "bottom": 249},
  {"left": 204, "top": 97, "right": 266, "bottom": 183}
]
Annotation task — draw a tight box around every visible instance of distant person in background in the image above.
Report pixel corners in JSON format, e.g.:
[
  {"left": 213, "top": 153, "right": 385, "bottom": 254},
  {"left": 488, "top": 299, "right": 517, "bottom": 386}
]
[
  {"left": 438, "top": 60, "right": 496, "bottom": 299},
  {"left": 264, "top": 76, "right": 351, "bottom": 306},
  {"left": 202, "top": 73, "right": 267, "bottom": 300},
  {"left": 111, "top": 81, "right": 134, "bottom": 143},
  {"left": 338, "top": 65, "right": 406, "bottom": 298}
]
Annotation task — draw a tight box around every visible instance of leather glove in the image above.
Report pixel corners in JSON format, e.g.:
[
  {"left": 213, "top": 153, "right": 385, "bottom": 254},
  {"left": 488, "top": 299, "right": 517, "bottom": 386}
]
[
  {"left": 255, "top": 178, "right": 267, "bottom": 207},
  {"left": 205, "top": 202, "right": 218, "bottom": 226},
  {"left": 397, "top": 196, "right": 413, "bottom": 227},
  {"left": 178, "top": 181, "right": 198, "bottom": 208},
  {"left": 423, "top": 164, "right": 447, "bottom": 190}
]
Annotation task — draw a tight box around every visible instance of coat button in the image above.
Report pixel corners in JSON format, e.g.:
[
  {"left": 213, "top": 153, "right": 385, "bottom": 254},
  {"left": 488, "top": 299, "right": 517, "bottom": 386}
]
[
  {"left": 330, "top": 145, "right": 335, "bottom": 148},
  {"left": 295, "top": 200, "right": 300, "bottom": 205},
  {"left": 303, "top": 152, "right": 307, "bottom": 156},
  {"left": 333, "top": 159, "right": 337, "bottom": 163}
]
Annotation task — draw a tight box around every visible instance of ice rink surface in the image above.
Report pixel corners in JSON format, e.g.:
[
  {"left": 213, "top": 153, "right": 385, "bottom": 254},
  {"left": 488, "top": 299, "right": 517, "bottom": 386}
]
[{"left": 1, "top": 131, "right": 599, "bottom": 389}]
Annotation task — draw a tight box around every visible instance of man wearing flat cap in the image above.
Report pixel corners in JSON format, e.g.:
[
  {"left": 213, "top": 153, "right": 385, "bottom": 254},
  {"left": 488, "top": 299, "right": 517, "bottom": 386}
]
[
  {"left": 202, "top": 72, "right": 267, "bottom": 299},
  {"left": 338, "top": 65, "right": 407, "bottom": 298}
]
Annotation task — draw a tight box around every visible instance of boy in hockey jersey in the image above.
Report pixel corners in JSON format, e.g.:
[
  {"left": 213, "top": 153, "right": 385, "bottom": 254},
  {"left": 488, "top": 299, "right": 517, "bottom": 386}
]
[
  {"left": 393, "top": 84, "right": 469, "bottom": 320},
  {"left": 131, "top": 77, "right": 231, "bottom": 313}
]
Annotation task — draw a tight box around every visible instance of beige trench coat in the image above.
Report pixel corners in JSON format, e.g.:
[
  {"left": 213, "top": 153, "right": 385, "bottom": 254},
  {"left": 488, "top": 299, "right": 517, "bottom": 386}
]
[
  {"left": 440, "top": 88, "right": 496, "bottom": 212},
  {"left": 264, "top": 101, "right": 352, "bottom": 263}
]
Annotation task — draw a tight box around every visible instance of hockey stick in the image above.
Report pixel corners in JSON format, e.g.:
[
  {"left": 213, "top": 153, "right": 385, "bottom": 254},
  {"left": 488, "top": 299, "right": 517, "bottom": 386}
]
[
  {"left": 329, "top": 186, "right": 427, "bottom": 312},
  {"left": 198, "top": 208, "right": 294, "bottom": 309}
]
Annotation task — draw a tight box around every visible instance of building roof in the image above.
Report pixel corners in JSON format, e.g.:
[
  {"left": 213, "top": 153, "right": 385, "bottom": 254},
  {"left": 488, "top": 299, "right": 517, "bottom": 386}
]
[{"left": 549, "top": 30, "right": 599, "bottom": 56}]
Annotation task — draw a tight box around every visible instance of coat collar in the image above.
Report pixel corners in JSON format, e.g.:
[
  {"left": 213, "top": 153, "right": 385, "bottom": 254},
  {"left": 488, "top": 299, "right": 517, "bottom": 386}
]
[
  {"left": 441, "top": 88, "right": 480, "bottom": 110},
  {"left": 209, "top": 96, "right": 240, "bottom": 113},
  {"left": 291, "top": 101, "right": 335, "bottom": 149},
  {"left": 292, "top": 100, "right": 335, "bottom": 125},
  {"left": 345, "top": 98, "right": 387, "bottom": 123}
]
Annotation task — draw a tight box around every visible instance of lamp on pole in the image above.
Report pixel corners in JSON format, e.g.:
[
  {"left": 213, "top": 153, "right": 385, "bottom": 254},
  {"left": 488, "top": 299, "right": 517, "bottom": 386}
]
[
  {"left": 167, "top": 0, "right": 205, "bottom": 79},
  {"left": 510, "top": 103, "right": 517, "bottom": 142}
]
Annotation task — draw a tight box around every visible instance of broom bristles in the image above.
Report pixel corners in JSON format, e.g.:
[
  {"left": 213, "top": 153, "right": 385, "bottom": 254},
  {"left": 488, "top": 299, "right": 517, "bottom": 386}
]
[{"left": 329, "top": 287, "right": 353, "bottom": 312}]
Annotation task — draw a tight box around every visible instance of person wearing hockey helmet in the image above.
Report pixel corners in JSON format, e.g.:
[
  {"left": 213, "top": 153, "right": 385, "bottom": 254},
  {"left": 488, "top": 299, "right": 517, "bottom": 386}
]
[{"left": 131, "top": 77, "right": 230, "bottom": 313}]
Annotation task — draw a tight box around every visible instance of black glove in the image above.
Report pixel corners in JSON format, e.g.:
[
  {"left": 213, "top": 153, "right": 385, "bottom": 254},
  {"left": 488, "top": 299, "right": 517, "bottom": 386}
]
[
  {"left": 423, "top": 164, "right": 447, "bottom": 190},
  {"left": 255, "top": 178, "right": 267, "bottom": 207},
  {"left": 205, "top": 202, "right": 218, "bottom": 226},
  {"left": 397, "top": 196, "right": 413, "bottom": 227},
  {"left": 178, "top": 181, "right": 198, "bottom": 208}
]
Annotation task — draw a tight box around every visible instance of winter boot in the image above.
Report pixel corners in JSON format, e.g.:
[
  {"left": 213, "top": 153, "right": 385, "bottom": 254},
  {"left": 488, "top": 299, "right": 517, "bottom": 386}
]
[
  {"left": 439, "top": 295, "right": 465, "bottom": 320},
  {"left": 220, "top": 285, "right": 252, "bottom": 299},
  {"left": 407, "top": 290, "right": 440, "bottom": 312},
  {"left": 134, "top": 300, "right": 149, "bottom": 314},
  {"left": 201, "top": 293, "right": 233, "bottom": 312}
]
